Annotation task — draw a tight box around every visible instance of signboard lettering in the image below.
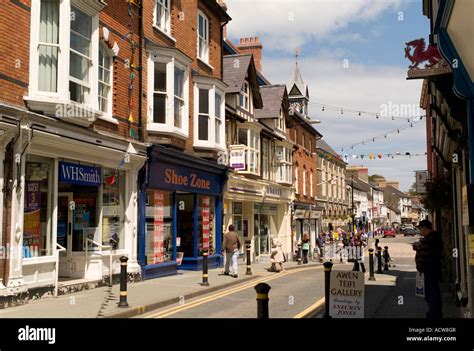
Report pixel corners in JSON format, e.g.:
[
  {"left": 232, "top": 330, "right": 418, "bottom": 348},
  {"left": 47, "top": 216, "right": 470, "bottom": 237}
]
[
  {"left": 329, "top": 271, "right": 365, "bottom": 318},
  {"left": 59, "top": 161, "right": 101, "bottom": 187}
]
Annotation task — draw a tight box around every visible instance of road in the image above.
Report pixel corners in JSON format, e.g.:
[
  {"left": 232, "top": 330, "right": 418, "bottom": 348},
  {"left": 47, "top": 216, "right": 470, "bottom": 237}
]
[{"left": 141, "top": 263, "right": 352, "bottom": 318}]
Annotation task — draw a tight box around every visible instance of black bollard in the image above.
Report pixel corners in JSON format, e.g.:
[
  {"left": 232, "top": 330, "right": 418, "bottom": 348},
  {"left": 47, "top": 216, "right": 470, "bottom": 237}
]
[
  {"left": 368, "top": 248, "right": 376, "bottom": 281},
  {"left": 377, "top": 247, "right": 383, "bottom": 274},
  {"left": 245, "top": 240, "right": 252, "bottom": 275},
  {"left": 255, "top": 282, "right": 271, "bottom": 319},
  {"left": 201, "top": 251, "right": 210, "bottom": 286},
  {"left": 297, "top": 243, "right": 302, "bottom": 265},
  {"left": 323, "top": 261, "right": 333, "bottom": 318},
  {"left": 384, "top": 246, "right": 389, "bottom": 271},
  {"left": 352, "top": 245, "right": 360, "bottom": 271},
  {"left": 118, "top": 256, "right": 129, "bottom": 308}
]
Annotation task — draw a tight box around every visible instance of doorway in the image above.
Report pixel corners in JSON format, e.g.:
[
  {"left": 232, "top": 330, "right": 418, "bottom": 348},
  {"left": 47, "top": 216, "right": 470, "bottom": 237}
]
[{"left": 57, "top": 193, "right": 73, "bottom": 277}]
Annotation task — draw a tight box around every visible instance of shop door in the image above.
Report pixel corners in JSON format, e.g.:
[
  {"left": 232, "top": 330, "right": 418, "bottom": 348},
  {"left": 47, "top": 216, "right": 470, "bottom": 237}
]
[
  {"left": 254, "top": 214, "right": 270, "bottom": 256},
  {"left": 57, "top": 193, "right": 73, "bottom": 277}
]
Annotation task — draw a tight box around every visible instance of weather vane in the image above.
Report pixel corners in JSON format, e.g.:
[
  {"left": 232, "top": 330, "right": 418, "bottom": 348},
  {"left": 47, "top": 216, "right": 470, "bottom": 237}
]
[{"left": 295, "top": 48, "right": 301, "bottom": 62}]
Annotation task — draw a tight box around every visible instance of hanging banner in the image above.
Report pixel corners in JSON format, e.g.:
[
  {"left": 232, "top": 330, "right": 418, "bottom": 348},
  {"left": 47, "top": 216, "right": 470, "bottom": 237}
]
[
  {"left": 23, "top": 182, "right": 42, "bottom": 257},
  {"left": 202, "top": 196, "right": 210, "bottom": 251},
  {"left": 153, "top": 191, "right": 165, "bottom": 264}
]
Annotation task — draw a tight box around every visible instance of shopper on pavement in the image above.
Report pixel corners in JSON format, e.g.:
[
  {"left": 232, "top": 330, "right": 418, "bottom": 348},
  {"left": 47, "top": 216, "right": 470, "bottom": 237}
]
[
  {"left": 267, "top": 238, "right": 285, "bottom": 272},
  {"left": 301, "top": 233, "right": 310, "bottom": 264},
  {"left": 412, "top": 220, "right": 443, "bottom": 319},
  {"left": 222, "top": 224, "right": 240, "bottom": 278}
]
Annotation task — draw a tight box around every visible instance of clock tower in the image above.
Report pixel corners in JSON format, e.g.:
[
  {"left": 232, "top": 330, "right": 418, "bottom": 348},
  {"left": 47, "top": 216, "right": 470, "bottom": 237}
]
[{"left": 288, "top": 53, "right": 310, "bottom": 118}]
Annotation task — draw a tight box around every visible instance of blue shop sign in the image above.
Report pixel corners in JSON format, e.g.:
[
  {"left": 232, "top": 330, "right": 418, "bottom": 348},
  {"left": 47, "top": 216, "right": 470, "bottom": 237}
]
[
  {"left": 149, "top": 163, "right": 222, "bottom": 195},
  {"left": 59, "top": 161, "right": 101, "bottom": 187}
]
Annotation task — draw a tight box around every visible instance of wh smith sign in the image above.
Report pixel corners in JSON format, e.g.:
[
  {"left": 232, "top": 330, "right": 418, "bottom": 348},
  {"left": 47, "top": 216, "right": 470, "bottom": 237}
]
[{"left": 59, "top": 161, "right": 101, "bottom": 187}]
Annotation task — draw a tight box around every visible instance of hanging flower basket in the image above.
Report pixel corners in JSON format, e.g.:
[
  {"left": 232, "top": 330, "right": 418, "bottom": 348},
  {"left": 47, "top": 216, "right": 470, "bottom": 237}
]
[{"left": 421, "top": 177, "right": 451, "bottom": 212}]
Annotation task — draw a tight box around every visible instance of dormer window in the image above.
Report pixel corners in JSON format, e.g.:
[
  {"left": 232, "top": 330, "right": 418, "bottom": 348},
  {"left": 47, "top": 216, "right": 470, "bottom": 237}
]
[{"left": 239, "top": 81, "right": 249, "bottom": 110}]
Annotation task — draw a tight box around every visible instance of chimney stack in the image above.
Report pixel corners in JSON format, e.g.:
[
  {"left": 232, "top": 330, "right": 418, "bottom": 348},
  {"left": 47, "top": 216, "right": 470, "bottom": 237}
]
[{"left": 236, "top": 36, "right": 263, "bottom": 72}]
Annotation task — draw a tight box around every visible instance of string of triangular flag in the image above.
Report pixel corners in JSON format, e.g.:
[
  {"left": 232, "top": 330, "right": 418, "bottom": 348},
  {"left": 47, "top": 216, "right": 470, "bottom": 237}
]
[
  {"left": 340, "top": 152, "right": 427, "bottom": 162},
  {"left": 308, "top": 100, "right": 424, "bottom": 121},
  {"left": 335, "top": 117, "right": 425, "bottom": 152}
]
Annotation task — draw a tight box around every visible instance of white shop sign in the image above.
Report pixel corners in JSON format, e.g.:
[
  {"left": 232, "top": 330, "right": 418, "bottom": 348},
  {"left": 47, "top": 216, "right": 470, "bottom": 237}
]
[{"left": 329, "top": 271, "right": 365, "bottom": 318}]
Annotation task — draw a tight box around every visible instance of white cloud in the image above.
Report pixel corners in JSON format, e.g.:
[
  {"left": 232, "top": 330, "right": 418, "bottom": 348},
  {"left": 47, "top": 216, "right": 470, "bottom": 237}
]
[{"left": 225, "top": 0, "right": 409, "bottom": 52}]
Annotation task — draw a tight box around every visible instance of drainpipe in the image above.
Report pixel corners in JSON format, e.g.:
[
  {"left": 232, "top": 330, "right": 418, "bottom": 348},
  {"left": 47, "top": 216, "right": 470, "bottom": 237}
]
[{"left": 137, "top": 1, "right": 143, "bottom": 141}]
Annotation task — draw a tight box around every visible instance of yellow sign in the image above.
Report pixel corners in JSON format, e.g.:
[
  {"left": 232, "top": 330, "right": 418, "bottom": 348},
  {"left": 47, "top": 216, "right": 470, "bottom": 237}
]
[{"left": 469, "top": 235, "right": 474, "bottom": 266}]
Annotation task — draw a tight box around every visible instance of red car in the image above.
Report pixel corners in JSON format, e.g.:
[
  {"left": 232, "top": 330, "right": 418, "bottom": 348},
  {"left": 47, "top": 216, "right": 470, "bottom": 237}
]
[{"left": 382, "top": 227, "right": 396, "bottom": 238}]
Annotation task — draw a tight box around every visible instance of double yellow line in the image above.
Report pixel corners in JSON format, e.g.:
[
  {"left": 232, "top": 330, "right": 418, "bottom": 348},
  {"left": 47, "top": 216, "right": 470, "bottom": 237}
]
[{"left": 144, "top": 265, "right": 324, "bottom": 318}]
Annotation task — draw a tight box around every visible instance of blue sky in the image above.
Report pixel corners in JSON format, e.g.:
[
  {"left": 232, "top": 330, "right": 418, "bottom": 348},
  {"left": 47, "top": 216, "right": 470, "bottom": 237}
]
[{"left": 225, "top": 0, "right": 430, "bottom": 190}]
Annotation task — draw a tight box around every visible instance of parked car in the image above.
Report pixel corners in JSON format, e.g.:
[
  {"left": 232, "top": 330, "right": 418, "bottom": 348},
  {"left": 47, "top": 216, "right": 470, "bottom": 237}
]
[
  {"left": 403, "top": 228, "right": 416, "bottom": 236},
  {"left": 382, "top": 226, "right": 396, "bottom": 238}
]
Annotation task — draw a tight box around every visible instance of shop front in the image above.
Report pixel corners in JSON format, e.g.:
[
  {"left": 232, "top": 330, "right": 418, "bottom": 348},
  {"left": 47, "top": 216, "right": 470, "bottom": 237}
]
[
  {"left": 5, "top": 118, "right": 146, "bottom": 296},
  {"left": 138, "top": 146, "right": 228, "bottom": 278},
  {"left": 224, "top": 176, "right": 292, "bottom": 262},
  {"left": 292, "top": 203, "right": 322, "bottom": 257}
]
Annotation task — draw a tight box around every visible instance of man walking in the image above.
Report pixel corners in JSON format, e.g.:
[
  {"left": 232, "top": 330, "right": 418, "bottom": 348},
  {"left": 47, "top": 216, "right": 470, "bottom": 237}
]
[
  {"left": 222, "top": 224, "right": 240, "bottom": 278},
  {"left": 412, "top": 220, "right": 443, "bottom": 319}
]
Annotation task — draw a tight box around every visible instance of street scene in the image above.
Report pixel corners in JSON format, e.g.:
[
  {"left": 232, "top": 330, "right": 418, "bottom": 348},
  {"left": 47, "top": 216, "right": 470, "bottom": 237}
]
[{"left": 0, "top": 0, "right": 473, "bottom": 347}]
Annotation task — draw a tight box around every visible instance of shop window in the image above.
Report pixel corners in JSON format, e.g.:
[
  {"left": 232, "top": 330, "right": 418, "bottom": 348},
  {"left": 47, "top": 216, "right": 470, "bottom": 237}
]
[
  {"left": 23, "top": 155, "right": 54, "bottom": 258},
  {"left": 145, "top": 190, "right": 173, "bottom": 264},
  {"left": 102, "top": 169, "right": 126, "bottom": 250},
  {"left": 198, "top": 195, "right": 216, "bottom": 255}
]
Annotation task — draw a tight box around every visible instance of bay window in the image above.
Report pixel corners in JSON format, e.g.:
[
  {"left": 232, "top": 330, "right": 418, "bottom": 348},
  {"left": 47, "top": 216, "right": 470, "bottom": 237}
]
[
  {"left": 98, "top": 44, "right": 112, "bottom": 114},
  {"left": 236, "top": 127, "right": 260, "bottom": 175},
  {"left": 276, "top": 145, "right": 292, "bottom": 184},
  {"left": 148, "top": 48, "right": 191, "bottom": 137},
  {"left": 198, "top": 11, "right": 209, "bottom": 63},
  {"left": 27, "top": 0, "right": 105, "bottom": 120},
  {"left": 193, "top": 77, "right": 226, "bottom": 149}
]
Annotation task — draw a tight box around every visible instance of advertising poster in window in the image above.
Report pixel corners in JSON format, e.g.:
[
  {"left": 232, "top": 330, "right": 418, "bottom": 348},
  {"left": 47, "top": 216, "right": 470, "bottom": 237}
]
[
  {"left": 154, "top": 191, "right": 165, "bottom": 264},
  {"left": 202, "top": 196, "right": 210, "bottom": 251},
  {"left": 23, "top": 182, "right": 41, "bottom": 257}
]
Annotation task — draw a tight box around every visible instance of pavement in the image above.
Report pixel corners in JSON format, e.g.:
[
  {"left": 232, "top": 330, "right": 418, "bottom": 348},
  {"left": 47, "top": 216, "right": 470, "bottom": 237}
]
[{"left": 0, "top": 237, "right": 461, "bottom": 318}]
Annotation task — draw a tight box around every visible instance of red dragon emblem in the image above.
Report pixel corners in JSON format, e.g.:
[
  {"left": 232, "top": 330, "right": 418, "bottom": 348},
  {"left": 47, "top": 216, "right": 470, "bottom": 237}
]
[{"left": 405, "top": 38, "right": 442, "bottom": 69}]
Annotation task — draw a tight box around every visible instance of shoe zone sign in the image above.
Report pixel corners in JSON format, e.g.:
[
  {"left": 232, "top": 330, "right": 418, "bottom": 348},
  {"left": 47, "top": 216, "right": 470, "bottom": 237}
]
[{"left": 59, "top": 161, "right": 102, "bottom": 187}]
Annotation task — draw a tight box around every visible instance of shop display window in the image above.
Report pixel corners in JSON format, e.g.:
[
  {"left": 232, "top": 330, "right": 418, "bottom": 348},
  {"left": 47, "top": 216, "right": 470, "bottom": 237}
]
[
  {"left": 23, "top": 155, "right": 54, "bottom": 258},
  {"left": 102, "top": 169, "right": 126, "bottom": 250},
  {"left": 198, "top": 195, "right": 216, "bottom": 255},
  {"left": 145, "top": 190, "right": 173, "bottom": 264}
]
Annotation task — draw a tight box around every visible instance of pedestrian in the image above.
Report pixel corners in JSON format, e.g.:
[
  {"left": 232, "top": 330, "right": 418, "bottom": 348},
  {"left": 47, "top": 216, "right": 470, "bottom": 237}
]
[
  {"left": 267, "top": 238, "right": 286, "bottom": 272},
  {"left": 301, "top": 233, "right": 310, "bottom": 264},
  {"left": 222, "top": 224, "right": 240, "bottom": 278},
  {"left": 316, "top": 235, "right": 325, "bottom": 262},
  {"left": 353, "top": 234, "right": 367, "bottom": 273},
  {"left": 412, "top": 220, "right": 443, "bottom": 319}
]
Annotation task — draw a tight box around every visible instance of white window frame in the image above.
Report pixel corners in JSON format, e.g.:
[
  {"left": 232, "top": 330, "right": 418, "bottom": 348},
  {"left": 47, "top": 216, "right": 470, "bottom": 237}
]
[
  {"left": 294, "top": 168, "right": 299, "bottom": 194},
  {"left": 97, "top": 43, "right": 117, "bottom": 123},
  {"left": 303, "top": 169, "right": 307, "bottom": 196},
  {"left": 262, "top": 139, "right": 269, "bottom": 180},
  {"left": 275, "top": 144, "right": 292, "bottom": 185},
  {"left": 193, "top": 76, "right": 226, "bottom": 150},
  {"left": 26, "top": 0, "right": 102, "bottom": 117},
  {"left": 154, "top": 0, "right": 172, "bottom": 36},
  {"left": 235, "top": 125, "right": 260, "bottom": 175},
  {"left": 197, "top": 10, "right": 209, "bottom": 64},
  {"left": 310, "top": 171, "right": 314, "bottom": 197},
  {"left": 239, "top": 81, "right": 249, "bottom": 111},
  {"left": 147, "top": 48, "right": 191, "bottom": 138}
]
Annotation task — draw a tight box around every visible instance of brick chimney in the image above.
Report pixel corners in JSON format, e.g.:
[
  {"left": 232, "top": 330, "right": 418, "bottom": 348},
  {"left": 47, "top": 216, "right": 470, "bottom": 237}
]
[
  {"left": 236, "top": 37, "right": 263, "bottom": 72},
  {"left": 387, "top": 181, "right": 400, "bottom": 190}
]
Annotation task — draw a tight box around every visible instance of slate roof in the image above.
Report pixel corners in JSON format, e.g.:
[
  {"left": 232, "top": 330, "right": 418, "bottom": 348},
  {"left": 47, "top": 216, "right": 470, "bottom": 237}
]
[
  {"left": 254, "top": 85, "right": 287, "bottom": 119},
  {"left": 289, "top": 62, "right": 308, "bottom": 98},
  {"left": 317, "top": 139, "right": 338, "bottom": 156},
  {"left": 223, "top": 54, "right": 263, "bottom": 108}
]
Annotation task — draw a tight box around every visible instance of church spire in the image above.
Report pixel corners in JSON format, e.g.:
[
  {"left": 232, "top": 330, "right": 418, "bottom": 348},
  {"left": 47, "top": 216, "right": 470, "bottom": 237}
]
[{"left": 289, "top": 48, "right": 309, "bottom": 99}]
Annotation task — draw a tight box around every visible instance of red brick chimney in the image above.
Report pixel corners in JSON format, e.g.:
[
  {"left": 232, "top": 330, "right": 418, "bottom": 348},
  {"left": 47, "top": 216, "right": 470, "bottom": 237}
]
[{"left": 236, "top": 37, "right": 263, "bottom": 72}]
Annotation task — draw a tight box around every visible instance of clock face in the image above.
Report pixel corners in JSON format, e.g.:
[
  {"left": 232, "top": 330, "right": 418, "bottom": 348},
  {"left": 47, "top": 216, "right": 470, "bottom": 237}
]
[{"left": 293, "top": 102, "right": 301, "bottom": 112}]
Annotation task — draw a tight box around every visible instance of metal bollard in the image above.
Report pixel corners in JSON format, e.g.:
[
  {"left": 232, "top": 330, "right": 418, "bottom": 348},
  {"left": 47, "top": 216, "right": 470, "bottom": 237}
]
[
  {"left": 200, "top": 251, "right": 210, "bottom": 286},
  {"left": 245, "top": 240, "right": 252, "bottom": 275},
  {"left": 297, "top": 243, "right": 302, "bottom": 265},
  {"left": 384, "top": 246, "right": 389, "bottom": 271},
  {"left": 323, "top": 261, "right": 333, "bottom": 318},
  {"left": 352, "top": 246, "right": 360, "bottom": 272},
  {"left": 368, "top": 248, "right": 376, "bottom": 281},
  {"left": 118, "top": 256, "right": 129, "bottom": 308},
  {"left": 377, "top": 247, "right": 383, "bottom": 274},
  {"left": 255, "top": 282, "right": 271, "bottom": 319}
]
